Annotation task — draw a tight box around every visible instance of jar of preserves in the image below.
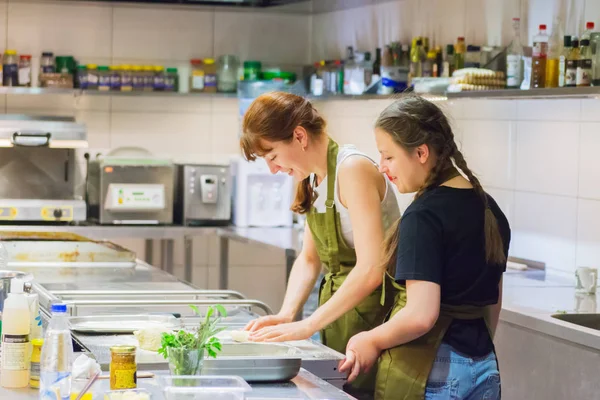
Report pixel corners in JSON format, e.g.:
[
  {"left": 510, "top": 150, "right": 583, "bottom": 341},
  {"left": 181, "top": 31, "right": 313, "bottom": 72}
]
[
  {"left": 97, "top": 66, "right": 110, "bottom": 91},
  {"left": 86, "top": 64, "right": 98, "bottom": 90},
  {"left": 109, "top": 346, "right": 137, "bottom": 390},
  {"left": 40, "top": 52, "right": 55, "bottom": 74},
  {"left": 217, "top": 55, "right": 239, "bottom": 92},
  {"left": 121, "top": 65, "right": 133, "bottom": 92},
  {"left": 153, "top": 66, "right": 165, "bottom": 91},
  {"left": 3, "top": 50, "right": 19, "bottom": 87},
  {"left": 190, "top": 59, "right": 204, "bottom": 92},
  {"left": 18, "top": 55, "right": 32, "bottom": 87},
  {"left": 132, "top": 66, "right": 144, "bottom": 91},
  {"left": 110, "top": 65, "right": 121, "bottom": 91},
  {"left": 164, "top": 67, "right": 178, "bottom": 92},
  {"left": 203, "top": 58, "right": 217, "bottom": 93}
]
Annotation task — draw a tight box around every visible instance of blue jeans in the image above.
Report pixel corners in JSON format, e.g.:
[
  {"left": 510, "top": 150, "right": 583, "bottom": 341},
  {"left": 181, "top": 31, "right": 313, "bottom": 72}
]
[{"left": 425, "top": 342, "right": 501, "bottom": 400}]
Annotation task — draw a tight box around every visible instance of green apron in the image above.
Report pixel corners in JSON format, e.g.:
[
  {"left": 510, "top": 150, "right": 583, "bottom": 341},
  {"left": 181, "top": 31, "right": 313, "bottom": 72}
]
[
  {"left": 375, "top": 272, "right": 495, "bottom": 400},
  {"left": 306, "top": 139, "right": 394, "bottom": 396}
]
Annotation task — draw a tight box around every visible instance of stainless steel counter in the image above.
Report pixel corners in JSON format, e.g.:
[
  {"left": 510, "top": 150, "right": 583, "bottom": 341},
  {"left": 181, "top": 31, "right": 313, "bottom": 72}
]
[{"left": 0, "top": 369, "right": 354, "bottom": 400}]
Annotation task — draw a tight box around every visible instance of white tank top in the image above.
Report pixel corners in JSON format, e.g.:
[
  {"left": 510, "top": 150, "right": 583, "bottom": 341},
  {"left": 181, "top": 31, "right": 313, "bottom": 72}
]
[{"left": 312, "top": 145, "right": 401, "bottom": 248}]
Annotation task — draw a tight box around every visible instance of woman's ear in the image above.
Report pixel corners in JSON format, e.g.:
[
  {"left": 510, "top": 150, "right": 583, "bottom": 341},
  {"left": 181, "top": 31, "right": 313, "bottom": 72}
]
[
  {"left": 415, "top": 144, "right": 430, "bottom": 164},
  {"left": 294, "top": 126, "right": 309, "bottom": 150}
]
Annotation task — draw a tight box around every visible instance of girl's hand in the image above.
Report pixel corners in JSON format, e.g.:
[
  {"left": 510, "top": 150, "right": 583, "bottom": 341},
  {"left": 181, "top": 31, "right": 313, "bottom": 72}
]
[{"left": 338, "top": 331, "right": 382, "bottom": 382}]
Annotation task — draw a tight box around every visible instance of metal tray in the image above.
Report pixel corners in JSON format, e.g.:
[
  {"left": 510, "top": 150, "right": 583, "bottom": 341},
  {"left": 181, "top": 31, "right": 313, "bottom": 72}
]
[
  {"left": 203, "top": 356, "right": 302, "bottom": 382},
  {"left": 69, "top": 314, "right": 181, "bottom": 333}
]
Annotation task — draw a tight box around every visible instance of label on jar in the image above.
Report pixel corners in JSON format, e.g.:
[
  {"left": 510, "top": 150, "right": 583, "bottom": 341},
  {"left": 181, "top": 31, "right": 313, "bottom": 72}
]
[
  {"left": 98, "top": 75, "right": 111, "bottom": 91},
  {"left": 121, "top": 74, "right": 132, "bottom": 91},
  {"left": 565, "top": 59, "right": 578, "bottom": 86},
  {"left": 132, "top": 75, "right": 144, "bottom": 89},
  {"left": 144, "top": 75, "right": 154, "bottom": 89},
  {"left": 41, "top": 65, "right": 55, "bottom": 74},
  {"left": 1, "top": 334, "right": 29, "bottom": 370},
  {"left": 110, "top": 73, "right": 121, "bottom": 90},
  {"left": 164, "top": 76, "right": 175, "bottom": 91},
  {"left": 204, "top": 73, "right": 217, "bottom": 88},
  {"left": 576, "top": 58, "right": 592, "bottom": 86},
  {"left": 153, "top": 75, "right": 165, "bottom": 90},
  {"left": 18, "top": 67, "right": 31, "bottom": 86},
  {"left": 192, "top": 70, "right": 205, "bottom": 90},
  {"left": 88, "top": 72, "right": 99, "bottom": 85},
  {"left": 506, "top": 54, "right": 522, "bottom": 87}
]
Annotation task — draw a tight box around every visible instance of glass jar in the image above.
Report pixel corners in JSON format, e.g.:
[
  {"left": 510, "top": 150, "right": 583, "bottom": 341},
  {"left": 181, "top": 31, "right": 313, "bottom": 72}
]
[
  {"left": 203, "top": 58, "right": 217, "bottom": 93},
  {"left": 109, "top": 65, "right": 121, "bottom": 91},
  {"left": 243, "top": 60, "right": 262, "bottom": 81},
  {"left": 18, "top": 55, "right": 32, "bottom": 87},
  {"left": 40, "top": 52, "right": 55, "bottom": 74},
  {"left": 76, "top": 65, "right": 88, "bottom": 89},
  {"left": 109, "top": 346, "right": 137, "bottom": 390},
  {"left": 132, "top": 66, "right": 144, "bottom": 91},
  {"left": 217, "top": 55, "right": 239, "bottom": 92},
  {"left": 143, "top": 66, "right": 154, "bottom": 91},
  {"left": 190, "top": 59, "right": 204, "bottom": 92},
  {"left": 153, "top": 66, "right": 165, "bottom": 91},
  {"left": 97, "top": 66, "right": 110, "bottom": 91},
  {"left": 120, "top": 65, "right": 133, "bottom": 92},
  {"left": 3, "top": 50, "right": 19, "bottom": 87},
  {"left": 86, "top": 64, "right": 98, "bottom": 90},
  {"left": 164, "top": 67, "right": 178, "bottom": 92}
]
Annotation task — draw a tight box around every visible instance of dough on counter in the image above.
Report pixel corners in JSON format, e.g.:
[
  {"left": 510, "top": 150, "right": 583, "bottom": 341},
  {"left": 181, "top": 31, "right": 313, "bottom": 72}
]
[
  {"left": 133, "top": 326, "right": 168, "bottom": 352},
  {"left": 230, "top": 330, "right": 251, "bottom": 343}
]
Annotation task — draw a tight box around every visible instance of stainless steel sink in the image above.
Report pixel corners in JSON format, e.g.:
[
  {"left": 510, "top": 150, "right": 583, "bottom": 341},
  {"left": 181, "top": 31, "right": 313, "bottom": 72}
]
[{"left": 551, "top": 313, "right": 600, "bottom": 330}]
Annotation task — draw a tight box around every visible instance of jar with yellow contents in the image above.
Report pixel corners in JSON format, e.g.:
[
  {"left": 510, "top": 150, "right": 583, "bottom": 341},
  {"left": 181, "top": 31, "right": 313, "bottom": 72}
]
[{"left": 109, "top": 346, "right": 137, "bottom": 390}]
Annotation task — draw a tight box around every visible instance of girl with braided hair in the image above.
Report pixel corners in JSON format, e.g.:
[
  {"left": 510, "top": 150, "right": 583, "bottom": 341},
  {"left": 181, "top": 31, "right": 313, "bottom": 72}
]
[{"left": 339, "top": 96, "right": 511, "bottom": 400}]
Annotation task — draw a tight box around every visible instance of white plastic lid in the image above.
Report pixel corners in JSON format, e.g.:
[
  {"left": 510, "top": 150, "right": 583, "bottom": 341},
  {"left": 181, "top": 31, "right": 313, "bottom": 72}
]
[{"left": 10, "top": 277, "right": 24, "bottom": 294}]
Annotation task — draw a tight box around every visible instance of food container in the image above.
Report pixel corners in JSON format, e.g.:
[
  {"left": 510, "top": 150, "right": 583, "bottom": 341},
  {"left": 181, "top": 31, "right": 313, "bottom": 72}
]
[
  {"left": 104, "top": 388, "right": 152, "bottom": 400},
  {"left": 160, "top": 375, "right": 251, "bottom": 400},
  {"left": 110, "top": 345, "right": 137, "bottom": 390},
  {"left": 243, "top": 61, "right": 261, "bottom": 81}
]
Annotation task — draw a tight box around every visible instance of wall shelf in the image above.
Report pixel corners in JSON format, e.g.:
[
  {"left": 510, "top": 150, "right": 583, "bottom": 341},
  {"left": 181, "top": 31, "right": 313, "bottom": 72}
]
[
  {"left": 0, "top": 87, "right": 238, "bottom": 98},
  {"left": 446, "top": 87, "right": 600, "bottom": 100}
]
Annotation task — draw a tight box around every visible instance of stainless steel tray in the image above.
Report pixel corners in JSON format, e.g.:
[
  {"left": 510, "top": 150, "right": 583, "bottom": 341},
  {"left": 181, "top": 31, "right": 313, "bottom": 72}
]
[
  {"left": 203, "top": 356, "right": 302, "bottom": 382},
  {"left": 69, "top": 314, "right": 181, "bottom": 333}
]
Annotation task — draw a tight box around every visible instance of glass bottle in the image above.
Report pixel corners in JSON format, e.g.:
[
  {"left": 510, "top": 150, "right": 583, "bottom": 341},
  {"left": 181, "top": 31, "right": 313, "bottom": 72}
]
[
  {"left": 454, "top": 37, "right": 466, "bottom": 71},
  {"left": 565, "top": 37, "right": 579, "bottom": 87},
  {"left": 577, "top": 39, "right": 592, "bottom": 87},
  {"left": 531, "top": 24, "right": 549, "bottom": 89},
  {"left": 506, "top": 18, "right": 523, "bottom": 88},
  {"left": 558, "top": 36, "right": 571, "bottom": 88}
]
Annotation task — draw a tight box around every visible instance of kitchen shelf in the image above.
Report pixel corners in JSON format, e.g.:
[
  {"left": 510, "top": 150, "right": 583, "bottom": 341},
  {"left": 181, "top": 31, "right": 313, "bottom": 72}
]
[
  {"left": 446, "top": 86, "right": 600, "bottom": 100},
  {"left": 0, "top": 86, "right": 238, "bottom": 98}
]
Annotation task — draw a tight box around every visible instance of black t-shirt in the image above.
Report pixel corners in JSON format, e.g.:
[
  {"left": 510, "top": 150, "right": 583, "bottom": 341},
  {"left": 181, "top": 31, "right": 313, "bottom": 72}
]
[{"left": 394, "top": 186, "right": 511, "bottom": 357}]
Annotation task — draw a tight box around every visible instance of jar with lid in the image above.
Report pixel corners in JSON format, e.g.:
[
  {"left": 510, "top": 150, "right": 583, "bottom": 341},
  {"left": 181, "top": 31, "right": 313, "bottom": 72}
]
[
  {"left": 153, "top": 66, "right": 165, "bottom": 91},
  {"left": 97, "top": 66, "right": 111, "bottom": 91},
  {"left": 190, "top": 59, "right": 204, "bottom": 92},
  {"left": 217, "top": 55, "right": 239, "bottom": 92},
  {"left": 109, "top": 346, "right": 137, "bottom": 390},
  {"left": 86, "top": 64, "right": 98, "bottom": 90},
  {"left": 203, "top": 58, "right": 217, "bottom": 93},
  {"left": 3, "top": 50, "right": 19, "bottom": 87},
  {"left": 18, "top": 55, "right": 32, "bottom": 87},
  {"left": 76, "top": 65, "right": 88, "bottom": 89},
  {"left": 164, "top": 68, "right": 178, "bottom": 92},
  {"left": 40, "top": 52, "right": 55, "bottom": 74},
  {"left": 243, "top": 61, "right": 262, "bottom": 81},
  {"left": 132, "top": 66, "right": 144, "bottom": 91},
  {"left": 142, "top": 66, "right": 153, "bottom": 91},
  {"left": 120, "top": 65, "right": 133, "bottom": 92},
  {"left": 109, "top": 65, "right": 121, "bottom": 91}
]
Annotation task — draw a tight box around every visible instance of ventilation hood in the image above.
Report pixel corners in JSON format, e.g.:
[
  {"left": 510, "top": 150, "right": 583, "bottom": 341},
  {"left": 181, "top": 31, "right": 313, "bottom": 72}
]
[{"left": 75, "top": 0, "right": 309, "bottom": 7}]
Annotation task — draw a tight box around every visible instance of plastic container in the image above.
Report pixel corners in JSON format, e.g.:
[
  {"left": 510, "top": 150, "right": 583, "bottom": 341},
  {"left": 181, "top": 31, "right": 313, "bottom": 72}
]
[
  {"left": 3, "top": 50, "right": 19, "bottom": 87},
  {"left": 40, "top": 303, "right": 74, "bottom": 399},
  {"left": 164, "top": 68, "right": 178, "bottom": 92},
  {"left": 110, "top": 66, "right": 121, "bottom": 91},
  {"left": 217, "top": 55, "right": 239, "bottom": 92},
  {"left": 109, "top": 346, "right": 136, "bottom": 390},
  {"left": 18, "top": 55, "right": 32, "bottom": 87},
  {"left": 104, "top": 388, "right": 152, "bottom": 400},
  {"left": 531, "top": 24, "right": 549, "bottom": 88},
  {"left": 160, "top": 376, "right": 252, "bottom": 400},
  {"left": 243, "top": 61, "right": 261, "bottom": 81},
  {"left": 153, "top": 66, "right": 165, "bottom": 91},
  {"left": 86, "top": 64, "right": 99, "bottom": 90},
  {"left": 132, "top": 66, "right": 144, "bottom": 91},
  {"left": 97, "top": 66, "right": 111, "bottom": 91},
  {"left": 121, "top": 65, "right": 133, "bottom": 92},
  {"left": 40, "top": 52, "right": 55, "bottom": 74}
]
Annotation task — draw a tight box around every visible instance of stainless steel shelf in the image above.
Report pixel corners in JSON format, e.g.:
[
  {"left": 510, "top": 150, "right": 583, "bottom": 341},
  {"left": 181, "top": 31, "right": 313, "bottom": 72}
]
[
  {"left": 446, "top": 87, "right": 600, "bottom": 99},
  {"left": 0, "top": 86, "right": 238, "bottom": 98}
]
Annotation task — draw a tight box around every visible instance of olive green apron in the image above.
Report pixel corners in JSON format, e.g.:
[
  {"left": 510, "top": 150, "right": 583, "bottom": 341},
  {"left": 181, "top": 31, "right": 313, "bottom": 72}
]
[
  {"left": 375, "top": 272, "right": 495, "bottom": 400},
  {"left": 306, "top": 139, "right": 394, "bottom": 396}
]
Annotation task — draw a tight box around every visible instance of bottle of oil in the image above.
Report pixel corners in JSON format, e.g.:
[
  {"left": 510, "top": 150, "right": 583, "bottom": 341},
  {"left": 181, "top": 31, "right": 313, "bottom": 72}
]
[
  {"left": 558, "top": 36, "right": 572, "bottom": 87},
  {"left": 546, "top": 22, "right": 562, "bottom": 88},
  {"left": 454, "top": 37, "right": 466, "bottom": 71},
  {"left": 577, "top": 39, "right": 592, "bottom": 87},
  {"left": 565, "top": 37, "right": 579, "bottom": 87},
  {"left": 531, "top": 24, "right": 549, "bottom": 88}
]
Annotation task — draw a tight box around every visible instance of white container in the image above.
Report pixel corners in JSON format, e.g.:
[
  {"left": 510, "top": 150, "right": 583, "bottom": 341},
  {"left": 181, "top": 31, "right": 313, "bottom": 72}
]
[
  {"left": 160, "top": 375, "right": 252, "bottom": 400},
  {"left": 0, "top": 277, "right": 31, "bottom": 388},
  {"left": 40, "top": 303, "right": 74, "bottom": 399},
  {"left": 104, "top": 388, "right": 152, "bottom": 400}
]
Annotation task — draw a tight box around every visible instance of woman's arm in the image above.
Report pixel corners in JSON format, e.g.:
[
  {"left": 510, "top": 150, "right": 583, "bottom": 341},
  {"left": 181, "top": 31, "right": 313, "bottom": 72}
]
[
  {"left": 245, "top": 222, "right": 322, "bottom": 331},
  {"left": 487, "top": 276, "right": 503, "bottom": 338}
]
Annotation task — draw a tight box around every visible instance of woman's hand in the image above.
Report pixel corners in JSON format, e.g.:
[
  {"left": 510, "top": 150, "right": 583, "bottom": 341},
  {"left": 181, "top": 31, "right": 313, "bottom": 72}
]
[
  {"left": 338, "top": 331, "right": 382, "bottom": 382},
  {"left": 244, "top": 314, "right": 293, "bottom": 333},
  {"left": 249, "top": 319, "right": 316, "bottom": 342}
]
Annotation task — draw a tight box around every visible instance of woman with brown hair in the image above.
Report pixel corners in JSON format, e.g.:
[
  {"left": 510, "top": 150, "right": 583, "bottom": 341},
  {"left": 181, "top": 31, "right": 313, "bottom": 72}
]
[
  {"left": 338, "top": 96, "right": 510, "bottom": 400},
  {"left": 240, "top": 91, "right": 400, "bottom": 397}
]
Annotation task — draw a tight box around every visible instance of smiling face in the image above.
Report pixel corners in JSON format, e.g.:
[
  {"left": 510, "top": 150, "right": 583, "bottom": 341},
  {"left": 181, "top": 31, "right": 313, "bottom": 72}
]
[
  {"left": 260, "top": 127, "right": 313, "bottom": 180},
  {"left": 375, "top": 127, "right": 432, "bottom": 194}
]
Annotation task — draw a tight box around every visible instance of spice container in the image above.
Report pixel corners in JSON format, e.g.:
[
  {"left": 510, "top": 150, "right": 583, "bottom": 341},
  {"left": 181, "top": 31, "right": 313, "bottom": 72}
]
[
  {"left": 190, "top": 59, "right": 204, "bottom": 92},
  {"left": 153, "top": 66, "right": 165, "bottom": 91},
  {"left": 86, "top": 64, "right": 98, "bottom": 90},
  {"left": 97, "top": 66, "right": 111, "bottom": 91},
  {"left": 18, "top": 55, "right": 32, "bottom": 87},
  {"left": 4, "top": 50, "right": 19, "bottom": 87},
  {"left": 165, "top": 68, "right": 178, "bottom": 92},
  {"left": 76, "top": 65, "right": 88, "bottom": 89},
  {"left": 121, "top": 65, "right": 133, "bottom": 92},
  {"left": 29, "top": 338, "right": 43, "bottom": 389},
  {"left": 143, "top": 66, "right": 154, "bottom": 91},
  {"left": 40, "top": 52, "right": 55, "bottom": 74},
  {"left": 109, "top": 346, "right": 137, "bottom": 390},
  {"left": 217, "top": 55, "right": 239, "bottom": 92},
  {"left": 132, "top": 66, "right": 144, "bottom": 91},
  {"left": 203, "top": 58, "right": 217, "bottom": 93},
  {"left": 110, "top": 65, "right": 121, "bottom": 91},
  {"left": 243, "top": 61, "right": 261, "bottom": 81}
]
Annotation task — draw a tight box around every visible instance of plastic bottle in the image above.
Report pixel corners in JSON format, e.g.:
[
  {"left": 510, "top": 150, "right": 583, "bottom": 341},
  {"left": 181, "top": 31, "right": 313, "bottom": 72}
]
[
  {"left": 581, "top": 21, "right": 595, "bottom": 42},
  {"left": 531, "top": 24, "right": 549, "bottom": 88},
  {"left": 40, "top": 303, "right": 73, "bottom": 400},
  {"left": 0, "top": 278, "right": 31, "bottom": 389}
]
